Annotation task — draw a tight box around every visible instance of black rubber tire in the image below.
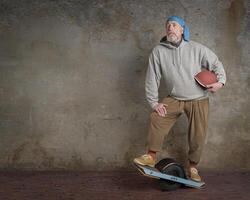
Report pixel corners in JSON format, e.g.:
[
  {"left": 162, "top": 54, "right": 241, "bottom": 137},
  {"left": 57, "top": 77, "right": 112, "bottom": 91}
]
[{"left": 155, "top": 158, "right": 186, "bottom": 191}]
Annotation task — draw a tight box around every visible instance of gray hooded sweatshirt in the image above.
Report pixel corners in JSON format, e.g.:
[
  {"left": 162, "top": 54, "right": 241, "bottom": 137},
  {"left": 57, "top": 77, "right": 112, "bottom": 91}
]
[{"left": 145, "top": 37, "right": 226, "bottom": 109}]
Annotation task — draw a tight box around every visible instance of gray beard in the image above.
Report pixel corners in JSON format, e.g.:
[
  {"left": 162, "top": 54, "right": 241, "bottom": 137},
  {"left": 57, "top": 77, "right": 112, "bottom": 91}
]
[{"left": 167, "top": 35, "right": 181, "bottom": 44}]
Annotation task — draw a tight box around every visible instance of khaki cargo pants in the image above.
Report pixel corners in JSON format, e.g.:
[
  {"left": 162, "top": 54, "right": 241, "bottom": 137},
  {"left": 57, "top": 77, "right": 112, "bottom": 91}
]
[{"left": 147, "top": 96, "right": 209, "bottom": 164}]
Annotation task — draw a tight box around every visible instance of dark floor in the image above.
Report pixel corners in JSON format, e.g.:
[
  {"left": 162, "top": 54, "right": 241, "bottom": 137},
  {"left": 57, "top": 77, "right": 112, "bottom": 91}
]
[{"left": 0, "top": 170, "right": 249, "bottom": 200}]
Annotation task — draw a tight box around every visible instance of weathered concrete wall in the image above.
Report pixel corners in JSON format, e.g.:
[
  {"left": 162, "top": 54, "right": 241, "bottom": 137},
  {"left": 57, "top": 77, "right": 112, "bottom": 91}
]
[{"left": 0, "top": 0, "right": 249, "bottom": 171}]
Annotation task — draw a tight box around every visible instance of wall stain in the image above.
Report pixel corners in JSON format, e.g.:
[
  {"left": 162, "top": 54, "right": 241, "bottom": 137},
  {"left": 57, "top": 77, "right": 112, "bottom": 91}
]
[{"left": 8, "top": 139, "right": 54, "bottom": 169}]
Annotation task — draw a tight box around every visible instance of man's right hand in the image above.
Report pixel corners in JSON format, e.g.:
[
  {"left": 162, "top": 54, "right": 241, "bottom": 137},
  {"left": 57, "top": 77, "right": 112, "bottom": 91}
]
[{"left": 153, "top": 103, "right": 168, "bottom": 117}]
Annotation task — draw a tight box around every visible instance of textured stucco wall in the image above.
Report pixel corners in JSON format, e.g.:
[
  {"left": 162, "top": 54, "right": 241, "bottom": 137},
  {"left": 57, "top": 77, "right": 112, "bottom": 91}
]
[{"left": 0, "top": 0, "right": 249, "bottom": 171}]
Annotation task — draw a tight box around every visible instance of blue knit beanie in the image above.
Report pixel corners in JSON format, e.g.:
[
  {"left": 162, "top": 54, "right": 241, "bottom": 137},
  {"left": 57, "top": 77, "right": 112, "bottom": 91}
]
[{"left": 167, "top": 16, "right": 190, "bottom": 41}]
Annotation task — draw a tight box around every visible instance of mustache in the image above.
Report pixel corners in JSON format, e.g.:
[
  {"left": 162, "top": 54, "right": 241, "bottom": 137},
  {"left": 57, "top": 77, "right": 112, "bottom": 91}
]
[{"left": 167, "top": 31, "right": 177, "bottom": 35}]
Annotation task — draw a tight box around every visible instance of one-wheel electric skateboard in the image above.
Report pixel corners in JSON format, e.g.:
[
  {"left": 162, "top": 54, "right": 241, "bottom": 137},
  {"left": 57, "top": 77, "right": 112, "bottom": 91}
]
[{"left": 134, "top": 158, "right": 205, "bottom": 191}]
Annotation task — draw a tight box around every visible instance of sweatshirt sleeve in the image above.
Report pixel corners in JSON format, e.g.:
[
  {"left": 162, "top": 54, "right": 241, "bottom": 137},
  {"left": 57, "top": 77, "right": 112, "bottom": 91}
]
[
  {"left": 145, "top": 48, "right": 162, "bottom": 109},
  {"left": 201, "top": 46, "right": 226, "bottom": 85}
]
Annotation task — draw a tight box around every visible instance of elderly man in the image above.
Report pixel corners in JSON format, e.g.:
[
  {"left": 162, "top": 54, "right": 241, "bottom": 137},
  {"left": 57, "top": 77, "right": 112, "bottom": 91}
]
[{"left": 133, "top": 16, "right": 226, "bottom": 182}]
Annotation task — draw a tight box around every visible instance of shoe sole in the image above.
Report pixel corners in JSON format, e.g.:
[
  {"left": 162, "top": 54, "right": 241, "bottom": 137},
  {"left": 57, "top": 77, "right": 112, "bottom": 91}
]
[
  {"left": 190, "top": 178, "right": 202, "bottom": 182},
  {"left": 133, "top": 159, "right": 155, "bottom": 168}
]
